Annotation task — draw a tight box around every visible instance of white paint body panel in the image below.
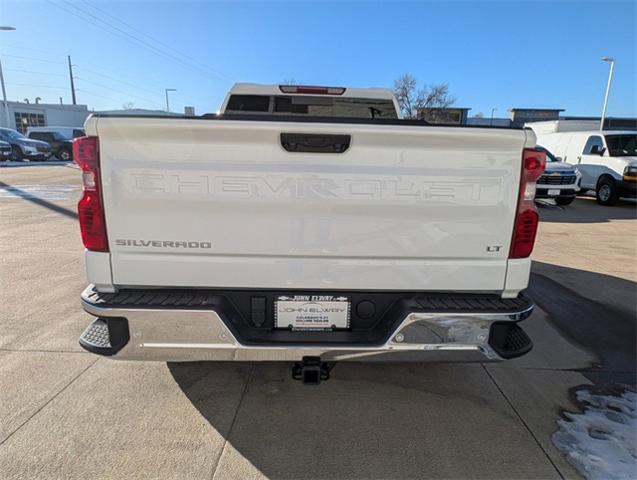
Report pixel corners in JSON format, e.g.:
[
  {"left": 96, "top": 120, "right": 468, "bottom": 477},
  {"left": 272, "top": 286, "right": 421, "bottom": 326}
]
[
  {"left": 88, "top": 116, "right": 532, "bottom": 294},
  {"left": 84, "top": 251, "right": 114, "bottom": 292}
]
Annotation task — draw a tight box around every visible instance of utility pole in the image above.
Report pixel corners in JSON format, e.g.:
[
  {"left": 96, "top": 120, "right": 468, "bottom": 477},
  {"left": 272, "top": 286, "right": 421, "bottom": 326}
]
[
  {"left": 165, "top": 88, "right": 176, "bottom": 112},
  {"left": 68, "top": 55, "right": 77, "bottom": 105}
]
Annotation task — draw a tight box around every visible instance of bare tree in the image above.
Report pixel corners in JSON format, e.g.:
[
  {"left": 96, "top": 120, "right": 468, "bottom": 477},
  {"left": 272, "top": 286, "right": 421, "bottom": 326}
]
[
  {"left": 473, "top": 112, "right": 485, "bottom": 118},
  {"left": 393, "top": 73, "right": 456, "bottom": 119},
  {"left": 121, "top": 102, "right": 135, "bottom": 110},
  {"left": 393, "top": 73, "right": 418, "bottom": 119},
  {"left": 281, "top": 77, "right": 298, "bottom": 85}
]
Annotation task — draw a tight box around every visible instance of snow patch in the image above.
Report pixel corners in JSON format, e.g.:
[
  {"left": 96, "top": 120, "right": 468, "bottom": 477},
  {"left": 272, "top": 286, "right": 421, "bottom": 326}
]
[{"left": 552, "top": 389, "right": 636, "bottom": 480}]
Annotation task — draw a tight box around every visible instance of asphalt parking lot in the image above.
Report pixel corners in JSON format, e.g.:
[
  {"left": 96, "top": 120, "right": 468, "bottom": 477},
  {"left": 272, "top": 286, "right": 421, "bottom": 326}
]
[{"left": 1, "top": 164, "right": 635, "bottom": 480}]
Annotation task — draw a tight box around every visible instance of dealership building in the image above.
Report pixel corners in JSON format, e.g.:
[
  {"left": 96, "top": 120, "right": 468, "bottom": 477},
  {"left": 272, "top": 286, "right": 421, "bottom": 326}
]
[
  {"left": 419, "top": 106, "right": 636, "bottom": 130},
  {"left": 0, "top": 100, "right": 90, "bottom": 134}
]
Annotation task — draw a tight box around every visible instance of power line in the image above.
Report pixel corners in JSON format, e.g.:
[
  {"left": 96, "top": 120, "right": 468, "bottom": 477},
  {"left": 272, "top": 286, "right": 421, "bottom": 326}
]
[
  {"left": 3, "top": 46, "right": 201, "bottom": 110},
  {"left": 76, "top": 88, "right": 119, "bottom": 103},
  {"left": 0, "top": 43, "right": 65, "bottom": 56},
  {"left": 48, "top": 0, "right": 230, "bottom": 83},
  {"left": 76, "top": 66, "right": 201, "bottom": 110},
  {"left": 79, "top": 0, "right": 231, "bottom": 81},
  {"left": 3, "top": 43, "right": 178, "bottom": 94},
  {"left": 75, "top": 88, "right": 121, "bottom": 104},
  {"left": 2, "top": 54, "right": 65, "bottom": 65},
  {"left": 74, "top": 77, "right": 162, "bottom": 107},
  {"left": 6, "top": 83, "right": 67, "bottom": 90},
  {"left": 75, "top": 65, "right": 164, "bottom": 97},
  {"left": 5, "top": 69, "right": 66, "bottom": 77},
  {"left": 46, "top": 0, "right": 176, "bottom": 66}
]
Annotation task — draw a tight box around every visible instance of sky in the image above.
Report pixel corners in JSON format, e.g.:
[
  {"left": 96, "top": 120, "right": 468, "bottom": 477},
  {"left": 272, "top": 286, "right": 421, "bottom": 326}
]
[{"left": 1, "top": 0, "right": 636, "bottom": 118}]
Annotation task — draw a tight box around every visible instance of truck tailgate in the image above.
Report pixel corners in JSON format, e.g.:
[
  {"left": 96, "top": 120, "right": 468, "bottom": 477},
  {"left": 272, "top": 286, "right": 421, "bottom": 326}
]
[{"left": 92, "top": 116, "right": 530, "bottom": 292}]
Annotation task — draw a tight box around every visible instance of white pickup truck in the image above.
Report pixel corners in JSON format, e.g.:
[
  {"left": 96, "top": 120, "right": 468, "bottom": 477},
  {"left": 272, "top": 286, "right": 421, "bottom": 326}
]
[{"left": 76, "top": 83, "right": 545, "bottom": 383}]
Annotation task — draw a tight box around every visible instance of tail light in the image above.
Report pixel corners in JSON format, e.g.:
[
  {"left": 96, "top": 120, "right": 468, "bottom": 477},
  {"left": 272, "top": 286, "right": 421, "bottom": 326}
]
[
  {"left": 278, "top": 85, "right": 346, "bottom": 95},
  {"left": 509, "top": 148, "right": 546, "bottom": 258},
  {"left": 73, "top": 136, "right": 108, "bottom": 252}
]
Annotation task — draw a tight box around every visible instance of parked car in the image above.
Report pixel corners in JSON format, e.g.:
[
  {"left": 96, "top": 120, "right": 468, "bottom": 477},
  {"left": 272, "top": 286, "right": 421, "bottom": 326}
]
[
  {"left": 0, "top": 140, "right": 12, "bottom": 161},
  {"left": 533, "top": 130, "right": 637, "bottom": 205},
  {"left": 535, "top": 146, "right": 581, "bottom": 205},
  {"left": 76, "top": 83, "right": 546, "bottom": 383},
  {"left": 27, "top": 130, "right": 74, "bottom": 161},
  {"left": 0, "top": 127, "right": 52, "bottom": 161},
  {"left": 26, "top": 126, "right": 86, "bottom": 139}
]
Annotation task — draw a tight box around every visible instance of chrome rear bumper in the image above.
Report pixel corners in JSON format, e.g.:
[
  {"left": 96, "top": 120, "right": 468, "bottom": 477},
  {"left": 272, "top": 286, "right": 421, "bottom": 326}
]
[{"left": 80, "top": 285, "right": 534, "bottom": 363}]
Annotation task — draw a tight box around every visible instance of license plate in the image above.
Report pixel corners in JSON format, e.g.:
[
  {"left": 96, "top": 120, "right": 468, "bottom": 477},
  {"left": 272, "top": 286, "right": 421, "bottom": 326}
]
[
  {"left": 275, "top": 295, "right": 350, "bottom": 331},
  {"left": 548, "top": 189, "right": 560, "bottom": 196}
]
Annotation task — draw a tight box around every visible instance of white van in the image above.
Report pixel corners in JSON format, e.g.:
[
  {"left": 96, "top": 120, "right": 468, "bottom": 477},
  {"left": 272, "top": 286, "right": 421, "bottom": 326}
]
[{"left": 533, "top": 130, "right": 637, "bottom": 205}]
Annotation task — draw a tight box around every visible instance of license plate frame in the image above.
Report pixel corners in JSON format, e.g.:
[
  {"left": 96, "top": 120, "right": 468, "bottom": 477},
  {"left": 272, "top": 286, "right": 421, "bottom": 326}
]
[
  {"left": 548, "top": 189, "right": 561, "bottom": 196},
  {"left": 275, "top": 295, "right": 350, "bottom": 331}
]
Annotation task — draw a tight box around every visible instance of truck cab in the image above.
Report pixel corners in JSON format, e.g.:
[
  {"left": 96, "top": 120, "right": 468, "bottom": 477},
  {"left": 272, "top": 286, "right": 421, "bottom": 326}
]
[{"left": 219, "top": 83, "right": 401, "bottom": 119}]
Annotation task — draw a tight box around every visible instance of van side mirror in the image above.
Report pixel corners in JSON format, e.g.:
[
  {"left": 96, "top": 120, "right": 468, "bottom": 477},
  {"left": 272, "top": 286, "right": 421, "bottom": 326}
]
[{"left": 556, "top": 156, "right": 563, "bottom": 162}]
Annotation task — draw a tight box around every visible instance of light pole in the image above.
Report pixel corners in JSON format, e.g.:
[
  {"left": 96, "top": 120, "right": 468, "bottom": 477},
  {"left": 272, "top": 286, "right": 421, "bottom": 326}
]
[
  {"left": 600, "top": 57, "right": 615, "bottom": 131},
  {"left": 165, "top": 88, "right": 176, "bottom": 112},
  {"left": 0, "top": 26, "right": 16, "bottom": 128},
  {"left": 490, "top": 108, "right": 497, "bottom": 126}
]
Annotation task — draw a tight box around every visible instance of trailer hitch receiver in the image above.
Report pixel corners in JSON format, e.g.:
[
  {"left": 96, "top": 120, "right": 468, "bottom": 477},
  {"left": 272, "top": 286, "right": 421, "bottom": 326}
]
[{"left": 292, "top": 357, "right": 333, "bottom": 385}]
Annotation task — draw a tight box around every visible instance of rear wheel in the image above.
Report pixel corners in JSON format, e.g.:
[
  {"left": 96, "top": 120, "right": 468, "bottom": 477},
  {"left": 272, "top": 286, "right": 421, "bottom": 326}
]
[
  {"left": 555, "top": 197, "right": 575, "bottom": 206},
  {"left": 57, "top": 148, "right": 71, "bottom": 161},
  {"left": 10, "top": 146, "right": 22, "bottom": 161},
  {"left": 596, "top": 177, "right": 619, "bottom": 206}
]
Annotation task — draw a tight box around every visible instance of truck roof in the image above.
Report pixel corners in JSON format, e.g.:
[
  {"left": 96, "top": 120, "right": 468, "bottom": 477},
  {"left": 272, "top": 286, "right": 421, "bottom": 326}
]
[
  {"left": 227, "top": 83, "right": 397, "bottom": 101},
  {"left": 538, "top": 130, "right": 636, "bottom": 136}
]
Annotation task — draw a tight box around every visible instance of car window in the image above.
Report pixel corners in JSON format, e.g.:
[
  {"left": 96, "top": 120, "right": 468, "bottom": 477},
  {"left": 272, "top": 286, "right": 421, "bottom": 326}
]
[
  {"left": 605, "top": 134, "right": 637, "bottom": 157},
  {"left": 225, "top": 94, "right": 399, "bottom": 119},
  {"left": 274, "top": 96, "right": 398, "bottom": 118},
  {"left": 537, "top": 146, "right": 558, "bottom": 162},
  {"left": 30, "top": 132, "right": 50, "bottom": 141},
  {"left": 582, "top": 136, "right": 604, "bottom": 155},
  {"left": 0, "top": 129, "right": 27, "bottom": 141},
  {"left": 53, "top": 132, "right": 71, "bottom": 141},
  {"left": 73, "top": 130, "right": 86, "bottom": 138},
  {"left": 226, "top": 95, "right": 270, "bottom": 113}
]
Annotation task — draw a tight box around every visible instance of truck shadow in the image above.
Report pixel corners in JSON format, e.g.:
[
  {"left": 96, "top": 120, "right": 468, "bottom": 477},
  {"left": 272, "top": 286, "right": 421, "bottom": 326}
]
[
  {"left": 166, "top": 262, "right": 635, "bottom": 479},
  {"left": 538, "top": 196, "right": 636, "bottom": 223},
  {"left": 167, "top": 361, "right": 553, "bottom": 479},
  {"left": 529, "top": 261, "right": 636, "bottom": 385}
]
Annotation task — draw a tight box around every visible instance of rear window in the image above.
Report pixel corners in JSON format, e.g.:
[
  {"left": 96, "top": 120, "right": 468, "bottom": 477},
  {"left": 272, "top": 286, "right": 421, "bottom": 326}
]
[
  {"left": 226, "top": 95, "right": 270, "bottom": 113},
  {"left": 225, "top": 95, "right": 398, "bottom": 119}
]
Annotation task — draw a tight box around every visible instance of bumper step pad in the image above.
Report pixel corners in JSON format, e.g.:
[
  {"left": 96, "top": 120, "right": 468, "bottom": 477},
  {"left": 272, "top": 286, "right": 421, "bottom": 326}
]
[
  {"left": 488, "top": 323, "right": 533, "bottom": 359},
  {"left": 79, "top": 317, "right": 129, "bottom": 356}
]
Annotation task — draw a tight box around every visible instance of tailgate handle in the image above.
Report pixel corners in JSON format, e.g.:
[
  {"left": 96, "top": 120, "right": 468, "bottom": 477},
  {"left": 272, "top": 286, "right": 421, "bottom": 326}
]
[{"left": 281, "top": 133, "right": 350, "bottom": 153}]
